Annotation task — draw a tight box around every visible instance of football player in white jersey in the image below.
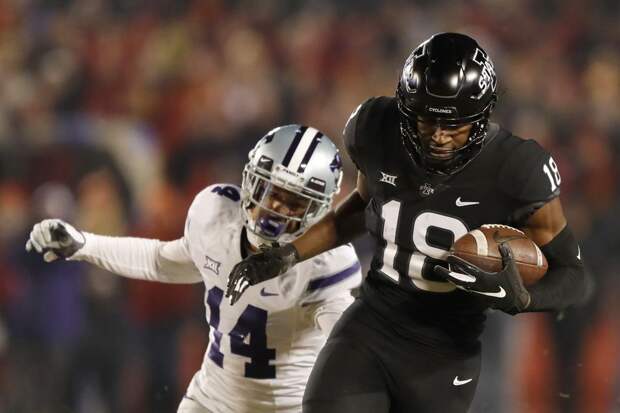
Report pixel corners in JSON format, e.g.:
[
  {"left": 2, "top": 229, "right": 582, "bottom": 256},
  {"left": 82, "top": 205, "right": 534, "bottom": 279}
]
[{"left": 26, "top": 124, "right": 362, "bottom": 413}]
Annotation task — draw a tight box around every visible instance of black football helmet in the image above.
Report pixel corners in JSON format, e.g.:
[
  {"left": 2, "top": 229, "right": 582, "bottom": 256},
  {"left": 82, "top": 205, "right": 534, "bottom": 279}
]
[{"left": 396, "top": 32, "right": 498, "bottom": 175}]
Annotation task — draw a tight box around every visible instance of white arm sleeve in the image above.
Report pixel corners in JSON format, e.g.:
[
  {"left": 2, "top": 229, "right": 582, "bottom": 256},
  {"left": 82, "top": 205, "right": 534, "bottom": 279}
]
[{"left": 70, "top": 232, "right": 203, "bottom": 284}]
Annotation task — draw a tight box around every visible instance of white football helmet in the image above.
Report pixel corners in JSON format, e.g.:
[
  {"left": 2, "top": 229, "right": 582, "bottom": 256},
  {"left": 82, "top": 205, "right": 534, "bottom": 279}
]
[{"left": 241, "top": 124, "right": 343, "bottom": 245}]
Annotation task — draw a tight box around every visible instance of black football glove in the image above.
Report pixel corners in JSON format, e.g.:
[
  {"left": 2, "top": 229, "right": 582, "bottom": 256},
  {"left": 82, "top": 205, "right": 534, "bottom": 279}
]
[
  {"left": 434, "top": 243, "right": 531, "bottom": 315},
  {"left": 25, "top": 219, "right": 86, "bottom": 262},
  {"left": 226, "top": 243, "right": 300, "bottom": 305}
]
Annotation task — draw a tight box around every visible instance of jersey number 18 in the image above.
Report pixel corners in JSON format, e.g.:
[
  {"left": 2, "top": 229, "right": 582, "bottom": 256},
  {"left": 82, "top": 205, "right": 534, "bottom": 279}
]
[{"left": 378, "top": 200, "right": 468, "bottom": 292}]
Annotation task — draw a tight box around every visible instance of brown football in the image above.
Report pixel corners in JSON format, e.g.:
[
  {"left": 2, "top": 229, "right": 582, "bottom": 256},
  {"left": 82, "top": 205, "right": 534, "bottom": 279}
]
[{"left": 450, "top": 224, "right": 548, "bottom": 286}]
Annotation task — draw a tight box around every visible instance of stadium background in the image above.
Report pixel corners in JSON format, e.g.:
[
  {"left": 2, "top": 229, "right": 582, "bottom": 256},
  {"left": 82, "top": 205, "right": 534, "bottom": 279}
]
[{"left": 0, "top": 0, "right": 618, "bottom": 412}]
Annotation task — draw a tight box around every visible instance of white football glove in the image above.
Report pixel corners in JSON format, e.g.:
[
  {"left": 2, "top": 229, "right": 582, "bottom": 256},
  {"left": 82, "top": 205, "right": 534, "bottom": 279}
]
[{"left": 25, "top": 219, "right": 86, "bottom": 262}]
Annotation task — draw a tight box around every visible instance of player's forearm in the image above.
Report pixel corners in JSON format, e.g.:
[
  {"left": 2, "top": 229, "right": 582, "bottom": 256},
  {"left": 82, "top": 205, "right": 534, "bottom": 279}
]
[
  {"left": 525, "top": 225, "right": 589, "bottom": 311},
  {"left": 72, "top": 234, "right": 201, "bottom": 284},
  {"left": 293, "top": 190, "right": 367, "bottom": 261},
  {"left": 526, "top": 264, "right": 588, "bottom": 312}
]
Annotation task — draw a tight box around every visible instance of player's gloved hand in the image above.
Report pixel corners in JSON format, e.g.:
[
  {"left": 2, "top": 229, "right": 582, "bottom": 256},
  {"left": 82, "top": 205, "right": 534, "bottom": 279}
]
[
  {"left": 226, "top": 243, "right": 300, "bottom": 305},
  {"left": 25, "top": 219, "right": 86, "bottom": 262},
  {"left": 434, "top": 243, "right": 531, "bottom": 315}
]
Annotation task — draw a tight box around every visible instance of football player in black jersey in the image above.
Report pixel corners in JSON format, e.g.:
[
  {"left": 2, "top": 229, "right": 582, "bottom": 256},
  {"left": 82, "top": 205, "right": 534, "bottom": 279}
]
[{"left": 226, "top": 32, "right": 587, "bottom": 412}]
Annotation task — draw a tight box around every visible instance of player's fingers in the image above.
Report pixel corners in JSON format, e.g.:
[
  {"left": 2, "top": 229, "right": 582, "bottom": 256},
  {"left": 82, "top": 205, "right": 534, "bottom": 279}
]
[
  {"left": 226, "top": 276, "right": 240, "bottom": 298},
  {"left": 450, "top": 258, "right": 499, "bottom": 288},
  {"left": 435, "top": 265, "right": 477, "bottom": 284},
  {"left": 233, "top": 278, "right": 244, "bottom": 295},
  {"left": 43, "top": 250, "right": 59, "bottom": 262},
  {"left": 237, "top": 278, "right": 249, "bottom": 294},
  {"left": 226, "top": 264, "right": 240, "bottom": 294},
  {"left": 498, "top": 243, "right": 515, "bottom": 265},
  {"left": 51, "top": 222, "right": 71, "bottom": 244},
  {"left": 225, "top": 279, "right": 234, "bottom": 298},
  {"left": 230, "top": 288, "right": 240, "bottom": 305},
  {"left": 446, "top": 255, "right": 483, "bottom": 275},
  {"left": 231, "top": 279, "right": 250, "bottom": 305},
  {"left": 433, "top": 265, "right": 450, "bottom": 280},
  {"left": 26, "top": 239, "right": 33, "bottom": 252},
  {"left": 41, "top": 220, "right": 56, "bottom": 244},
  {"left": 28, "top": 236, "right": 44, "bottom": 253},
  {"left": 229, "top": 283, "right": 242, "bottom": 305},
  {"left": 41, "top": 218, "right": 59, "bottom": 226},
  {"left": 226, "top": 267, "right": 241, "bottom": 297},
  {"left": 31, "top": 223, "right": 50, "bottom": 248}
]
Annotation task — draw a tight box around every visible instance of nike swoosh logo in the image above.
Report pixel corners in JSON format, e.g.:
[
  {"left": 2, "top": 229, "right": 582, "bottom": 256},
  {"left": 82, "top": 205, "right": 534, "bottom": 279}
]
[
  {"left": 446, "top": 271, "right": 506, "bottom": 297},
  {"left": 260, "top": 287, "right": 278, "bottom": 297},
  {"left": 466, "top": 285, "right": 507, "bottom": 298},
  {"left": 453, "top": 376, "right": 473, "bottom": 386},
  {"left": 455, "top": 197, "right": 480, "bottom": 207}
]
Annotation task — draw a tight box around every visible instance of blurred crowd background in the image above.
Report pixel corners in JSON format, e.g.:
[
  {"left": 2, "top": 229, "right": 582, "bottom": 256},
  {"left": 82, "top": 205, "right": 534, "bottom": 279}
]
[{"left": 0, "top": 0, "right": 619, "bottom": 412}]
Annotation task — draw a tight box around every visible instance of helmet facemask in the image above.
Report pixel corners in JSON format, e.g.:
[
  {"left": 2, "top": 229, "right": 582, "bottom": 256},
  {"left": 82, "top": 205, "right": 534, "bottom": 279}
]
[
  {"left": 397, "top": 92, "right": 495, "bottom": 175},
  {"left": 241, "top": 163, "right": 333, "bottom": 245}
]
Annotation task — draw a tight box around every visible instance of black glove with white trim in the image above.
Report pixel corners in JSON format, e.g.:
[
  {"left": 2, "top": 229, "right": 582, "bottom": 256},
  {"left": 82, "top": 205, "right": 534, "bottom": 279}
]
[
  {"left": 226, "top": 243, "right": 300, "bottom": 305},
  {"left": 434, "top": 243, "right": 531, "bottom": 315},
  {"left": 26, "top": 219, "right": 86, "bottom": 262}
]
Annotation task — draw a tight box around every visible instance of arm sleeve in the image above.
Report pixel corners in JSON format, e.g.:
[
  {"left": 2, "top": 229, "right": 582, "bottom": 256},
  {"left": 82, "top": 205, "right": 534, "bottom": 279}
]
[
  {"left": 525, "top": 225, "right": 590, "bottom": 312},
  {"left": 70, "top": 233, "right": 203, "bottom": 284}
]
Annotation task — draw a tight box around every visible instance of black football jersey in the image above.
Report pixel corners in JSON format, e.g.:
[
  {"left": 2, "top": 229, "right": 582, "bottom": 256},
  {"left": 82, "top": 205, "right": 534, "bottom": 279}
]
[{"left": 344, "top": 97, "right": 561, "bottom": 341}]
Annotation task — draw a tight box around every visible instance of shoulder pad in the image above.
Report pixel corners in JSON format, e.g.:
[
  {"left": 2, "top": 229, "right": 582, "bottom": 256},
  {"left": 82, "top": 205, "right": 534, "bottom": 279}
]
[
  {"left": 185, "top": 184, "right": 241, "bottom": 239},
  {"left": 343, "top": 97, "right": 394, "bottom": 175},
  {"left": 498, "top": 139, "right": 561, "bottom": 204}
]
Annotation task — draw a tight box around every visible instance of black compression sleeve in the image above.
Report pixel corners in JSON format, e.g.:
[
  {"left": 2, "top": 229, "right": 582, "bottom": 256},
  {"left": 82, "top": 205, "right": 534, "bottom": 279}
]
[
  {"left": 334, "top": 190, "right": 368, "bottom": 244},
  {"left": 526, "top": 225, "right": 588, "bottom": 312}
]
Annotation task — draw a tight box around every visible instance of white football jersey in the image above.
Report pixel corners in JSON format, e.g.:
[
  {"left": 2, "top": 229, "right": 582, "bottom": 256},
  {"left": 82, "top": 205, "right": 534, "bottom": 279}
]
[{"left": 182, "top": 184, "right": 362, "bottom": 413}]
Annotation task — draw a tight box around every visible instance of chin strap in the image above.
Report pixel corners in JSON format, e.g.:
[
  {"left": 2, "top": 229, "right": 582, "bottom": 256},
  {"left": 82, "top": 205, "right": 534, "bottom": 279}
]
[
  {"left": 400, "top": 116, "right": 493, "bottom": 176},
  {"left": 246, "top": 229, "right": 273, "bottom": 250},
  {"left": 245, "top": 212, "right": 305, "bottom": 249},
  {"left": 245, "top": 227, "right": 298, "bottom": 249}
]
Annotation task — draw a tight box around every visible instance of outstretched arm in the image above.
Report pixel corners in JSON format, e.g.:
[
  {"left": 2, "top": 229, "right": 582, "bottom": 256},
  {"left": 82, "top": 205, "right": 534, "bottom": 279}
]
[
  {"left": 293, "top": 172, "right": 369, "bottom": 260},
  {"left": 226, "top": 171, "right": 369, "bottom": 304},
  {"left": 74, "top": 233, "right": 202, "bottom": 284},
  {"left": 27, "top": 219, "right": 203, "bottom": 284}
]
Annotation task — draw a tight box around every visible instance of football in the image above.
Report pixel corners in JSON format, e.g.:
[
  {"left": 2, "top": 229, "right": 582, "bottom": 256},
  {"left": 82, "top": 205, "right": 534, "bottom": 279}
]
[{"left": 450, "top": 224, "right": 548, "bottom": 286}]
